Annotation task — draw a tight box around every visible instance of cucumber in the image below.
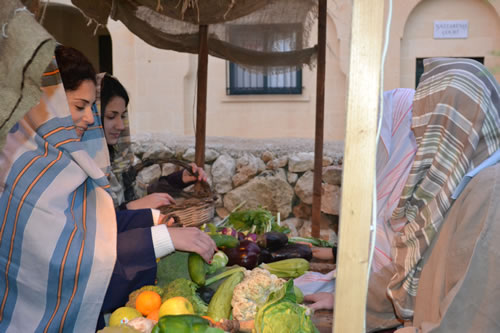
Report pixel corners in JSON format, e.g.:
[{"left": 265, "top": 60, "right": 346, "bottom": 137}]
[
  {"left": 206, "top": 271, "right": 244, "bottom": 322},
  {"left": 188, "top": 253, "right": 206, "bottom": 286}
]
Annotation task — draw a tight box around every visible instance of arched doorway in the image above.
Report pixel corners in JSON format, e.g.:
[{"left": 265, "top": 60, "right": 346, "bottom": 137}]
[
  {"left": 400, "top": 0, "right": 500, "bottom": 88},
  {"left": 41, "top": 3, "right": 113, "bottom": 74}
]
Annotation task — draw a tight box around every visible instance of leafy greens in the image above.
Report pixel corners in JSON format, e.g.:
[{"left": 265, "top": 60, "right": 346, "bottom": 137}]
[{"left": 227, "top": 208, "right": 290, "bottom": 235}]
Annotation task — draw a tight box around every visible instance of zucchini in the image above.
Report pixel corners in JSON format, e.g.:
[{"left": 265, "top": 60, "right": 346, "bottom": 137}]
[
  {"left": 188, "top": 253, "right": 206, "bottom": 286},
  {"left": 206, "top": 270, "right": 244, "bottom": 322}
]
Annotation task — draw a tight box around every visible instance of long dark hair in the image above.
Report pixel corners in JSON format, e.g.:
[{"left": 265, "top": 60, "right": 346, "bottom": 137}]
[
  {"left": 54, "top": 45, "right": 96, "bottom": 91},
  {"left": 100, "top": 74, "right": 130, "bottom": 160}
]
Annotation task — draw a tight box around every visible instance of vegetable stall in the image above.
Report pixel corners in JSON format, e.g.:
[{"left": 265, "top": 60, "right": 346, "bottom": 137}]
[
  {"left": 100, "top": 211, "right": 331, "bottom": 333},
  {"left": 1, "top": 0, "right": 386, "bottom": 332}
]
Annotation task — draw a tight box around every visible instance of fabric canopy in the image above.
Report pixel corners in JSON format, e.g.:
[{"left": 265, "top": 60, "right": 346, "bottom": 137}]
[
  {"left": 72, "top": 0, "right": 318, "bottom": 71},
  {"left": 0, "top": 0, "right": 56, "bottom": 151}
]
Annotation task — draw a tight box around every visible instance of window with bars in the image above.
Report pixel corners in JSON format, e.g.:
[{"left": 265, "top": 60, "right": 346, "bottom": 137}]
[
  {"left": 227, "top": 24, "right": 303, "bottom": 95},
  {"left": 415, "top": 57, "right": 484, "bottom": 88}
]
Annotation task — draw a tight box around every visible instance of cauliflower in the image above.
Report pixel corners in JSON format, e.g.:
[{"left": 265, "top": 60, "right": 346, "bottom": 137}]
[
  {"left": 231, "top": 268, "right": 285, "bottom": 321},
  {"left": 126, "top": 317, "right": 155, "bottom": 333}
]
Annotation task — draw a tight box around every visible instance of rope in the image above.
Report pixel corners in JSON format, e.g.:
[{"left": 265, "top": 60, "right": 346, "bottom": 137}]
[
  {"left": 365, "top": 0, "right": 393, "bottom": 330},
  {"left": 39, "top": 0, "right": 50, "bottom": 25},
  {"left": 1, "top": 23, "right": 7, "bottom": 39},
  {"left": 223, "top": 0, "right": 236, "bottom": 20}
]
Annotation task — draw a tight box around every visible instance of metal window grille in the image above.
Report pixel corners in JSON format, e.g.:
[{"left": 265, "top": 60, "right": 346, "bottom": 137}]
[{"left": 227, "top": 24, "right": 303, "bottom": 95}]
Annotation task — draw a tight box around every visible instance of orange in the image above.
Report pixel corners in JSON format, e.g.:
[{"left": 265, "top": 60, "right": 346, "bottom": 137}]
[
  {"left": 135, "top": 290, "right": 162, "bottom": 316},
  {"left": 146, "top": 309, "right": 159, "bottom": 322},
  {"left": 158, "top": 296, "right": 194, "bottom": 317}
]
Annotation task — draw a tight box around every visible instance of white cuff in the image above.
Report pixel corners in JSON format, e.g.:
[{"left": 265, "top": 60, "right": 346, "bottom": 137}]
[
  {"left": 151, "top": 209, "right": 161, "bottom": 225},
  {"left": 151, "top": 225, "right": 175, "bottom": 259}
]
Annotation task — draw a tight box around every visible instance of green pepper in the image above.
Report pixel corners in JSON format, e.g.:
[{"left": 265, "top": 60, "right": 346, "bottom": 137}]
[
  {"left": 188, "top": 253, "right": 206, "bottom": 286},
  {"left": 152, "top": 315, "right": 211, "bottom": 333},
  {"left": 209, "top": 234, "right": 239, "bottom": 248}
]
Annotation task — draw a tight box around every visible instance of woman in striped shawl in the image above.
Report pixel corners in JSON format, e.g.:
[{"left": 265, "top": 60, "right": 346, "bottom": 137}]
[
  {"left": 0, "top": 48, "right": 116, "bottom": 331},
  {"left": 369, "top": 58, "right": 500, "bottom": 332},
  {"left": 308, "top": 58, "right": 500, "bottom": 332},
  {"left": 0, "top": 46, "right": 217, "bottom": 332}
]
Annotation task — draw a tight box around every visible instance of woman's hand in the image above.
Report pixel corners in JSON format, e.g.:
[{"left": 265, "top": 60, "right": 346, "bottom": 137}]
[
  {"left": 312, "top": 247, "right": 334, "bottom": 261},
  {"left": 158, "top": 215, "right": 177, "bottom": 227},
  {"left": 304, "top": 292, "right": 334, "bottom": 310},
  {"left": 168, "top": 227, "right": 217, "bottom": 263},
  {"left": 182, "top": 163, "right": 207, "bottom": 184},
  {"left": 126, "top": 193, "right": 176, "bottom": 210}
]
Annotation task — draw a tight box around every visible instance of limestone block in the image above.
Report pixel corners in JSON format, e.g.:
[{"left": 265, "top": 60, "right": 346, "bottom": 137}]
[{"left": 223, "top": 170, "right": 294, "bottom": 218}]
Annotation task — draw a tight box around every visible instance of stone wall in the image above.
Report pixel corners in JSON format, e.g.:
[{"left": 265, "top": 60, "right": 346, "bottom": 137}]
[{"left": 130, "top": 134, "right": 344, "bottom": 242}]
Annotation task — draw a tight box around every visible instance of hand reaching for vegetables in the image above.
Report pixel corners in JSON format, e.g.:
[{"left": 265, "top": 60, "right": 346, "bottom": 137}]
[
  {"left": 168, "top": 227, "right": 217, "bottom": 263},
  {"left": 311, "top": 247, "right": 335, "bottom": 261},
  {"left": 303, "top": 292, "right": 334, "bottom": 310},
  {"left": 182, "top": 163, "right": 208, "bottom": 183},
  {"left": 126, "top": 192, "right": 176, "bottom": 210}
]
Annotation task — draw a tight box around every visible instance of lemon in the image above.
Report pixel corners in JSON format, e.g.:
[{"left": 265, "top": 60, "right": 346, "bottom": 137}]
[
  {"left": 109, "top": 306, "right": 142, "bottom": 327},
  {"left": 158, "top": 296, "right": 194, "bottom": 317}
]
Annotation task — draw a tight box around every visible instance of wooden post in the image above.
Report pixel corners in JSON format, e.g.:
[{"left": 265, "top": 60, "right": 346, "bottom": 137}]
[
  {"left": 195, "top": 25, "right": 208, "bottom": 168},
  {"left": 333, "top": 0, "right": 385, "bottom": 332},
  {"left": 312, "top": 0, "right": 327, "bottom": 238}
]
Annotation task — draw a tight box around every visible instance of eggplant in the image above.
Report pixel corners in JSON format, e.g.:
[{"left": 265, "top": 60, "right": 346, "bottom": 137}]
[
  {"left": 223, "top": 239, "right": 261, "bottom": 269},
  {"left": 256, "top": 231, "right": 288, "bottom": 251},
  {"left": 259, "top": 243, "right": 312, "bottom": 263},
  {"left": 196, "top": 285, "right": 215, "bottom": 304}
]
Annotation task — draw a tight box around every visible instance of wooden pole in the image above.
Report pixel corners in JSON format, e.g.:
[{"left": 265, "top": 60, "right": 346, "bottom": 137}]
[
  {"left": 333, "top": 0, "right": 385, "bottom": 332},
  {"left": 311, "top": 0, "right": 327, "bottom": 238},
  {"left": 195, "top": 25, "right": 208, "bottom": 168}
]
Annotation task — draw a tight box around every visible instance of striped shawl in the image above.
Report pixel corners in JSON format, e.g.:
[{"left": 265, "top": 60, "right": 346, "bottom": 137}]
[
  {"left": 0, "top": 59, "right": 117, "bottom": 332},
  {"left": 388, "top": 58, "right": 500, "bottom": 319}
]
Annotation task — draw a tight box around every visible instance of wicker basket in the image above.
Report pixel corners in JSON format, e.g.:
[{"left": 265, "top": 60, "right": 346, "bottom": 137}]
[
  {"left": 160, "top": 197, "right": 215, "bottom": 227},
  {"left": 136, "top": 158, "right": 216, "bottom": 227}
]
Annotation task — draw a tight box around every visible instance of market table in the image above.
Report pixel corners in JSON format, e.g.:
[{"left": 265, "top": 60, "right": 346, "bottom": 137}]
[
  {"left": 311, "top": 310, "right": 399, "bottom": 333},
  {"left": 312, "top": 310, "right": 334, "bottom": 333},
  {"left": 307, "top": 258, "right": 335, "bottom": 332}
]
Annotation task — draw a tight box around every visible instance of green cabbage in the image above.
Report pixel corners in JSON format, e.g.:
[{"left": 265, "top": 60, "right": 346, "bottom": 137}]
[
  {"left": 254, "top": 280, "right": 319, "bottom": 333},
  {"left": 156, "top": 251, "right": 191, "bottom": 287}
]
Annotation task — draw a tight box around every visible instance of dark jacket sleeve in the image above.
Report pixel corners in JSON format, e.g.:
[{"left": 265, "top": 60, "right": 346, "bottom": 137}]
[
  {"left": 146, "top": 170, "right": 196, "bottom": 195},
  {"left": 164, "top": 170, "right": 195, "bottom": 189},
  {"left": 99, "top": 209, "right": 157, "bottom": 319}
]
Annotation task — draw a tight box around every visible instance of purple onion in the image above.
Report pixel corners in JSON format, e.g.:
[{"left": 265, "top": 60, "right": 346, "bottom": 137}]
[{"left": 245, "top": 233, "right": 258, "bottom": 242}]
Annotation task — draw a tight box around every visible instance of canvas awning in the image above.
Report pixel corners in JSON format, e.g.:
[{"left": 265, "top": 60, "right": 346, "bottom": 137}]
[{"left": 72, "top": 0, "right": 318, "bottom": 71}]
